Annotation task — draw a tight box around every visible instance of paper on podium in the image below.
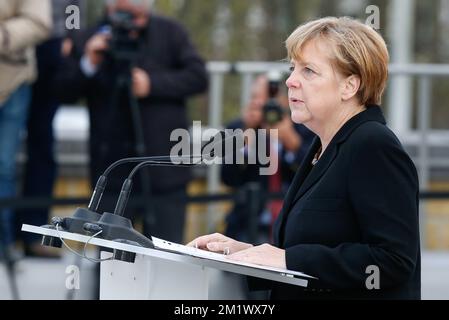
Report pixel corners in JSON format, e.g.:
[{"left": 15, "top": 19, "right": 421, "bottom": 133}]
[{"left": 151, "top": 236, "right": 316, "bottom": 279}]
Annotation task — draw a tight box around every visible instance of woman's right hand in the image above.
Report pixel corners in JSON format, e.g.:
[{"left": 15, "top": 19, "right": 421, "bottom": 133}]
[{"left": 187, "top": 233, "right": 253, "bottom": 255}]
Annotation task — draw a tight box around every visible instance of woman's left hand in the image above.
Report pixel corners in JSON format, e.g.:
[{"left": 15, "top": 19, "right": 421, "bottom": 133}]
[{"left": 227, "top": 243, "right": 286, "bottom": 269}]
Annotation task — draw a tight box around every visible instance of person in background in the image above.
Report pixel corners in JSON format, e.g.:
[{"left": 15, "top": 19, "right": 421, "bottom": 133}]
[
  {"left": 221, "top": 74, "right": 314, "bottom": 243},
  {"left": 189, "top": 17, "right": 421, "bottom": 300},
  {"left": 55, "top": 0, "right": 208, "bottom": 243},
  {"left": 0, "top": 0, "right": 52, "bottom": 260},
  {"left": 16, "top": 0, "right": 83, "bottom": 258}
]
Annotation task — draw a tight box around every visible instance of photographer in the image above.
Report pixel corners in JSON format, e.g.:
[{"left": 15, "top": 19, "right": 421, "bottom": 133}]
[
  {"left": 55, "top": 0, "right": 208, "bottom": 243},
  {"left": 221, "top": 74, "right": 315, "bottom": 243}
]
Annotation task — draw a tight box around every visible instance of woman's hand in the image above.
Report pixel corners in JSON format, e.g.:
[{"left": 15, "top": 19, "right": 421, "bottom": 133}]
[
  {"left": 187, "top": 233, "right": 253, "bottom": 255},
  {"left": 187, "top": 234, "right": 286, "bottom": 269},
  {"left": 228, "top": 243, "right": 286, "bottom": 269}
]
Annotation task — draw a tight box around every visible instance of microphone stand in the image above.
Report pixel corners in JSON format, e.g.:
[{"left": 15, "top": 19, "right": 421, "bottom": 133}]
[
  {"left": 40, "top": 156, "right": 201, "bottom": 267},
  {"left": 33, "top": 130, "right": 239, "bottom": 300},
  {"left": 63, "top": 157, "right": 198, "bottom": 300},
  {"left": 70, "top": 158, "right": 201, "bottom": 263},
  {"left": 39, "top": 131, "right": 238, "bottom": 264}
]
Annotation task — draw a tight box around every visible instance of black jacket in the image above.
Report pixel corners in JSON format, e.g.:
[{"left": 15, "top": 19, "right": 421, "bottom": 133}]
[
  {"left": 55, "top": 15, "right": 208, "bottom": 198},
  {"left": 256, "top": 105, "right": 420, "bottom": 299}
]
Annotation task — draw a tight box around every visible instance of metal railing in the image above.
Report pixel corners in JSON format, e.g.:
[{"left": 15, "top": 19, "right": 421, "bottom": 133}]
[
  {"left": 205, "top": 62, "right": 449, "bottom": 243},
  {"left": 49, "top": 61, "right": 449, "bottom": 190},
  {"left": 205, "top": 61, "right": 449, "bottom": 193}
]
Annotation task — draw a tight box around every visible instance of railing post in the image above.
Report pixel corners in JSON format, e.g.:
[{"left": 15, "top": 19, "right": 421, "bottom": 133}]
[
  {"left": 240, "top": 73, "right": 254, "bottom": 112},
  {"left": 207, "top": 71, "right": 225, "bottom": 232},
  {"left": 418, "top": 76, "right": 432, "bottom": 249}
]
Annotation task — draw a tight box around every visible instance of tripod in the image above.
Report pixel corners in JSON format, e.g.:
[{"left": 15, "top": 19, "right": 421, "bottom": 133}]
[
  {"left": 0, "top": 217, "right": 20, "bottom": 299},
  {"left": 65, "top": 60, "right": 155, "bottom": 300},
  {"left": 114, "top": 64, "right": 156, "bottom": 231}
]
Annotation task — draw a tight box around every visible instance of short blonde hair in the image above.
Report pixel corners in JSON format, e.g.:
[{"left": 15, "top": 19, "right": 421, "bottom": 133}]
[{"left": 286, "top": 17, "right": 389, "bottom": 106}]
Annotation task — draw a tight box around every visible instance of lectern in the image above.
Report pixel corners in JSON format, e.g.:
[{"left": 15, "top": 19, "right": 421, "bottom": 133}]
[{"left": 22, "top": 224, "right": 314, "bottom": 300}]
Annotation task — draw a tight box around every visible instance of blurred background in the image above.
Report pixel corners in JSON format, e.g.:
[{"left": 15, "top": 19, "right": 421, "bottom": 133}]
[{"left": 1, "top": 0, "right": 448, "bottom": 300}]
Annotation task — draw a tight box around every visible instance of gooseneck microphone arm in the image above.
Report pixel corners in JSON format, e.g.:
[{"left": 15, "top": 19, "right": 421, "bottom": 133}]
[
  {"left": 89, "top": 130, "right": 241, "bottom": 214},
  {"left": 113, "top": 158, "right": 202, "bottom": 216},
  {"left": 102, "top": 155, "right": 198, "bottom": 176},
  {"left": 87, "top": 155, "right": 202, "bottom": 212},
  {"left": 112, "top": 131, "right": 242, "bottom": 217}
]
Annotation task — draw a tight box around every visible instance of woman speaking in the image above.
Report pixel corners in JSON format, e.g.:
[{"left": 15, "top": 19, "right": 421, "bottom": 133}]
[{"left": 189, "top": 16, "right": 420, "bottom": 300}]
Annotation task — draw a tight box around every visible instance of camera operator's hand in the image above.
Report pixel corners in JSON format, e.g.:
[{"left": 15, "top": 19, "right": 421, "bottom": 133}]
[
  {"left": 132, "top": 68, "right": 151, "bottom": 98},
  {"left": 243, "top": 106, "right": 263, "bottom": 130},
  {"left": 61, "top": 38, "right": 73, "bottom": 58},
  {"left": 85, "top": 33, "right": 110, "bottom": 66},
  {"left": 265, "top": 117, "right": 302, "bottom": 153},
  {"left": 242, "top": 95, "right": 265, "bottom": 130}
]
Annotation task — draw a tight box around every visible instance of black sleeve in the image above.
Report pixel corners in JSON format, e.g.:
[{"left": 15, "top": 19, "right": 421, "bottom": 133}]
[
  {"left": 148, "top": 23, "right": 208, "bottom": 99},
  {"left": 285, "top": 130, "right": 420, "bottom": 290},
  {"left": 53, "top": 30, "right": 112, "bottom": 104},
  {"left": 53, "top": 53, "right": 89, "bottom": 104}
]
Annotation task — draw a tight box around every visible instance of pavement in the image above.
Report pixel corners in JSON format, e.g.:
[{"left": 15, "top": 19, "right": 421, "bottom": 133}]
[{"left": 0, "top": 250, "right": 448, "bottom": 300}]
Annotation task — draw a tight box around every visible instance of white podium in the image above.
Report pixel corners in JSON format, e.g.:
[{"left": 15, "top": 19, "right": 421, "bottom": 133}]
[{"left": 22, "top": 224, "right": 313, "bottom": 300}]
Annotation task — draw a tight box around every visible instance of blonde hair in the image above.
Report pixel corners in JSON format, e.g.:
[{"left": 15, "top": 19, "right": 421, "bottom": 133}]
[{"left": 286, "top": 17, "right": 389, "bottom": 106}]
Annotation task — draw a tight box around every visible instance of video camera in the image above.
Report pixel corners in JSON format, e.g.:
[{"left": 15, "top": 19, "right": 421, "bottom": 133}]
[
  {"left": 262, "top": 71, "right": 285, "bottom": 126},
  {"left": 107, "top": 10, "right": 144, "bottom": 65}
]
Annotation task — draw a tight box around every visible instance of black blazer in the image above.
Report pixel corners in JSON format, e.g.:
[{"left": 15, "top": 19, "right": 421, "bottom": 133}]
[{"left": 266, "top": 105, "right": 420, "bottom": 300}]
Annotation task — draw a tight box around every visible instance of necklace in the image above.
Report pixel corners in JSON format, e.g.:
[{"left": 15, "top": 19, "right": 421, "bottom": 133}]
[{"left": 312, "top": 146, "right": 322, "bottom": 166}]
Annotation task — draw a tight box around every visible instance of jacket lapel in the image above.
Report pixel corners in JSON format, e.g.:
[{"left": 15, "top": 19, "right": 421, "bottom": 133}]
[
  {"left": 273, "top": 137, "right": 320, "bottom": 246},
  {"left": 282, "top": 137, "right": 320, "bottom": 209},
  {"left": 275, "top": 139, "right": 339, "bottom": 245},
  {"left": 292, "top": 140, "right": 338, "bottom": 203}
]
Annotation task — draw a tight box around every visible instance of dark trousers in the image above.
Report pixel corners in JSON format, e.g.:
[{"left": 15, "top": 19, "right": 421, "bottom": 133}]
[{"left": 16, "top": 38, "right": 62, "bottom": 245}]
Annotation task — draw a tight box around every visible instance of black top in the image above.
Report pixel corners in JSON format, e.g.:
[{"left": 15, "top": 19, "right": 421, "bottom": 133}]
[{"left": 260, "top": 105, "right": 420, "bottom": 300}]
